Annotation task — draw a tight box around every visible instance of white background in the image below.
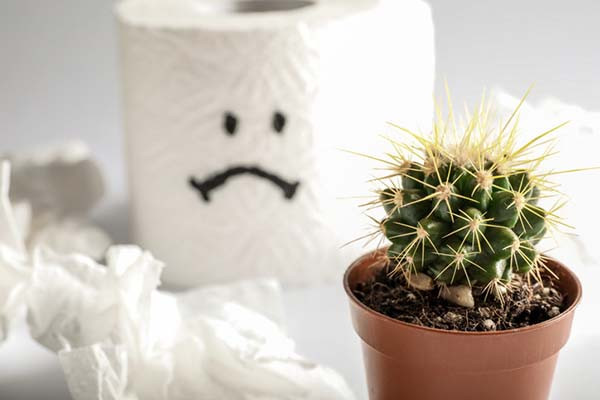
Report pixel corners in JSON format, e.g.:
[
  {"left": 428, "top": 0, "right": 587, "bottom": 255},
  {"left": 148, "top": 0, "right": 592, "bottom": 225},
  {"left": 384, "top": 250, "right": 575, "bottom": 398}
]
[{"left": 1, "top": 1, "right": 599, "bottom": 399}]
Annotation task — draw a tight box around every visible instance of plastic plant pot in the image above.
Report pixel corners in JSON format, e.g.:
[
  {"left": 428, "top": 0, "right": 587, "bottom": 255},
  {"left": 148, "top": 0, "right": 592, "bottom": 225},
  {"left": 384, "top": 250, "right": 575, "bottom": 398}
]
[{"left": 344, "top": 248, "right": 582, "bottom": 400}]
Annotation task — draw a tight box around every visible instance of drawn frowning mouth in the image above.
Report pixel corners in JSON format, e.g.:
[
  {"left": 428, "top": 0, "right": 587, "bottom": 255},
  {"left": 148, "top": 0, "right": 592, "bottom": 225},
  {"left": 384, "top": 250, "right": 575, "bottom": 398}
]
[{"left": 188, "top": 165, "right": 300, "bottom": 202}]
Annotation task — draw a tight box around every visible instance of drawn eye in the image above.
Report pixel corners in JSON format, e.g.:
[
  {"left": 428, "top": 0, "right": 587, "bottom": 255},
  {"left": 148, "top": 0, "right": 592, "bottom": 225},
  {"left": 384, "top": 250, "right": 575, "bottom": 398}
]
[
  {"left": 272, "top": 111, "right": 286, "bottom": 134},
  {"left": 224, "top": 112, "right": 238, "bottom": 136}
]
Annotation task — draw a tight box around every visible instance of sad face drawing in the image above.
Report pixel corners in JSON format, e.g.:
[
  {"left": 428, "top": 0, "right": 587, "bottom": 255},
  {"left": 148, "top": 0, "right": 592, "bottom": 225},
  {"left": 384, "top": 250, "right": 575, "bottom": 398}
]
[{"left": 188, "top": 111, "right": 301, "bottom": 202}]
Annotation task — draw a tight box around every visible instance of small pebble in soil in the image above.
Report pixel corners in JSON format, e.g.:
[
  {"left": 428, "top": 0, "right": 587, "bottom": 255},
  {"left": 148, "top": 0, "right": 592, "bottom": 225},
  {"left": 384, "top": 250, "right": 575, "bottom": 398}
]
[
  {"left": 444, "top": 312, "right": 461, "bottom": 323},
  {"left": 482, "top": 319, "right": 496, "bottom": 331},
  {"left": 548, "top": 306, "right": 560, "bottom": 318},
  {"left": 479, "top": 307, "right": 492, "bottom": 318}
]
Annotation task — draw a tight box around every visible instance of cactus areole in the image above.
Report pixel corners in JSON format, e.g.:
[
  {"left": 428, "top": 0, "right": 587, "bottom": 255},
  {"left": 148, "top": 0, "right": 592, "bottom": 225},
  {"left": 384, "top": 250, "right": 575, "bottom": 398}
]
[{"left": 358, "top": 90, "right": 586, "bottom": 309}]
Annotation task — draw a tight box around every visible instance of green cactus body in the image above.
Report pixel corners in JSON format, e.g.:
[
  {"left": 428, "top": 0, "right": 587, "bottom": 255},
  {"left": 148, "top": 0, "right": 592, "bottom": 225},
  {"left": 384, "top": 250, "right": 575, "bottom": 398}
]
[
  {"left": 528, "top": 186, "right": 541, "bottom": 205},
  {"left": 405, "top": 251, "right": 438, "bottom": 272},
  {"left": 380, "top": 189, "right": 429, "bottom": 226},
  {"left": 363, "top": 90, "right": 583, "bottom": 307},
  {"left": 493, "top": 176, "right": 511, "bottom": 192},
  {"left": 376, "top": 147, "right": 555, "bottom": 298},
  {"left": 512, "top": 241, "right": 537, "bottom": 273},
  {"left": 382, "top": 219, "right": 413, "bottom": 244},
  {"left": 428, "top": 263, "right": 466, "bottom": 285},
  {"left": 380, "top": 163, "right": 547, "bottom": 291},
  {"left": 471, "top": 255, "right": 507, "bottom": 284},
  {"left": 487, "top": 191, "right": 520, "bottom": 228},
  {"left": 485, "top": 226, "right": 518, "bottom": 260},
  {"left": 513, "top": 206, "right": 546, "bottom": 239},
  {"left": 452, "top": 207, "right": 486, "bottom": 240},
  {"left": 401, "top": 163, "right": 426, "bottom": 190},
  {"left": 417, "top": 216, "right": 449, "bottom": 247}
]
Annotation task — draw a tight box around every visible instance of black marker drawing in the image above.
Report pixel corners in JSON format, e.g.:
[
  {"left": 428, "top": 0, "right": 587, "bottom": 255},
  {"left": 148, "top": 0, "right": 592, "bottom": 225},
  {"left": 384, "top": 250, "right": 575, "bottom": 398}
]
[
  {"left": 189, "top": 110, "right": 300, "bottom": 202},
  {"left": 189, "top": 166, "right": 300, "bottom": 202},
  {"left": 272, "top": 111, "right": 286, "bottom": 133},
  {"left": 224, "top": 112, "right": 238, "bottom": 136}
]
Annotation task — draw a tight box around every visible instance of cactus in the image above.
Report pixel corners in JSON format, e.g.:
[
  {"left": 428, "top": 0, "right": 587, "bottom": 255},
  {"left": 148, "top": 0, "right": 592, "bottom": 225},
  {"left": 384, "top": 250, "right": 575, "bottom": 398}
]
[{"left": 363, "top": 89, "right": 584, "bottom": 307}]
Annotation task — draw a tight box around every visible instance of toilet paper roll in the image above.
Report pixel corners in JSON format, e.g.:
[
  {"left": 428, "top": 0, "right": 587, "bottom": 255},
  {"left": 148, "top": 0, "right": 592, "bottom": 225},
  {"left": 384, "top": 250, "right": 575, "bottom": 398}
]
[{"left": 117, "top": 0, "right": 434, "bottom": 288}]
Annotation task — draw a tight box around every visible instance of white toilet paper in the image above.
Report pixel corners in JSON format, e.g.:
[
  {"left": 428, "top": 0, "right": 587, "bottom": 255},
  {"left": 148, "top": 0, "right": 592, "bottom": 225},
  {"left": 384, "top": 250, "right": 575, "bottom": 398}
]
[{"left": 117, "top": 0, "right": 435, "bottom": 287}]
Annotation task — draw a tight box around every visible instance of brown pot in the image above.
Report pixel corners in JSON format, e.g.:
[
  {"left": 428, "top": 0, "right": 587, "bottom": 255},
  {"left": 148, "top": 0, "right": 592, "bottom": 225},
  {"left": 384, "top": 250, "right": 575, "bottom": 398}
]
[{"left": 344, "top": 249, "right": 582, "bottom": 400}]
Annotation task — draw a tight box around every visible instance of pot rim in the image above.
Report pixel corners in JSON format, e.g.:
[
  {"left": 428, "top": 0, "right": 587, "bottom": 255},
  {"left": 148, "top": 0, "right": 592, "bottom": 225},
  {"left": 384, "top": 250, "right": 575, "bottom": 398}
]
[{"left": 344, "top": 249, "right": 582, "bottom": 336}]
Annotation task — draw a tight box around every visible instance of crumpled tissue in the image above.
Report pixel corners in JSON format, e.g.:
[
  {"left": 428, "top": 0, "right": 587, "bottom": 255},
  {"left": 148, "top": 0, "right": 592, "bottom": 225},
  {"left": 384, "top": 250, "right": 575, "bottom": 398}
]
[
  {"left": 1, "top": 142, "right": 111, "bottom": 261},
  {"left": 0, "top": 162, "right": 30, "bottom": 342},
  {"left": 27, "top": 217, "right": 112, "bottom": 261},
  {"left": 27, "top": 245, "right": 164, "bottom": 352},
  {"left": 4, "top": 141, "right": 104, "bottom": 218},
  {"left": 31, "top": 247, "right": 355, "bottom": 400},
  {"left": 0, "top": 141, "right": 111, "bottom": 343}
]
